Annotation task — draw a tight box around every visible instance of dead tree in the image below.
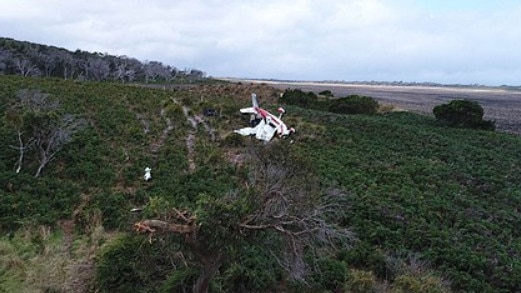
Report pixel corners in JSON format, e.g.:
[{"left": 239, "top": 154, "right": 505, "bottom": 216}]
[
  {"left": 4, "top": 89, "right": 87, "bottom": 177},
  {"left": 13, "top": 57, "right": 40, "bottom": 77},
  {"left": 134, "top": 144, "right": 355, "bottom": 293},
  {"left": 33, "top": 113, "right": 87, "bottom": 177},
  {"left": 4, "top": 107, "right": 34, "bottom": 173},
  {"left": 12, "top": 130, "right": 35, "bottom": 173}
]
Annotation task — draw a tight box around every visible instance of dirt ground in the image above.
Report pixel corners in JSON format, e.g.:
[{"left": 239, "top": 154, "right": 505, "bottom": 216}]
[{"left": 232, "top": 80, "right": 521, "bottom": 136}]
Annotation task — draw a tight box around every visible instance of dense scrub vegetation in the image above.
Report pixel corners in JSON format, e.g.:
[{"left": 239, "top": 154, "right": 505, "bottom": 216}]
[
  {"left": 433, "top": 99, "right": 496, "bottom": 131},
  {"left": 291, "top": 107, "right": 521, "bottom": 292},
  {"left": 1, "top": 75, "right": 520, "bottom": 292},
  {"left": 281, "top": 88, "right": 380, "bottom": 115}
]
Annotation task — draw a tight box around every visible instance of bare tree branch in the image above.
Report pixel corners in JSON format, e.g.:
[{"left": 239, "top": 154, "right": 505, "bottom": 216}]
[
  {"left": 11, "top": 130, "right": 34, "bottom": 173},
  {"left": 4, "top": 89, "right": 88, "bottom": 177},
  {"left": 133, "top": 144, "right": 355, "bottom": 292},
  {"left": 135, "top": 219, "right": 196, "bottom": 234},
  {"left": 34, "top": 113, "right": 87, "bottom": 177}
]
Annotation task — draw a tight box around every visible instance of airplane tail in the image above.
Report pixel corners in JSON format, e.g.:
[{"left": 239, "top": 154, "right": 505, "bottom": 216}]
[{"left": 251, "top": 93, "right": 258, "bottom": 108}]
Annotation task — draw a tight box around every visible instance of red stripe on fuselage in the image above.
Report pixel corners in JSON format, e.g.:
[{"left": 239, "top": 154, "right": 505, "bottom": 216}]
[{"left": 256, "top": 107, "right": 281, "bottom": 125}]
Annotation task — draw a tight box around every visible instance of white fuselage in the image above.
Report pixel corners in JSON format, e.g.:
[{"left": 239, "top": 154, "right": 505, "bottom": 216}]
[
  {"left": 235, "top": 106, "right": 293, "bottom": 142},
  {"left": 234, "top": 93, "right": 294, "bottom": 142}
]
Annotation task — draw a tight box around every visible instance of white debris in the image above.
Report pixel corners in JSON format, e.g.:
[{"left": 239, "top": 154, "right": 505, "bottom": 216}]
[{"left": 144, "top": 167, "right": 152, "bottom": 181}]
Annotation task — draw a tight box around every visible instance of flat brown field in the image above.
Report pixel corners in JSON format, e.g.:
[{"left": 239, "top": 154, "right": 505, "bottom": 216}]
[{"left": 234, "top": 79, "right": 521, "bottom": 135}]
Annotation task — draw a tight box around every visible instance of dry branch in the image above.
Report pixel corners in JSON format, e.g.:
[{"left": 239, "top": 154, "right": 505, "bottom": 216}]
[{"left": 134, "top": 219, "right": 196, "bottom": 234}]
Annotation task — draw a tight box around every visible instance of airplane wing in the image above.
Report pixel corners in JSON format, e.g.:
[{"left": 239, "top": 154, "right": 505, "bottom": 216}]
[
  {"left": 234, "top": 119, "right": 264, "bottom": 136},
  {"left": 239, "top": 94, "right": 261, "bottom": 114},
  {"left": 234, "top": 126, "right": 258, "bottom": 136},
  {"left": 234, "top": 119, "right": 277, "bottom": 142},
  {"left": 239, "top": 107, "right": 257, "bottom": 114}
]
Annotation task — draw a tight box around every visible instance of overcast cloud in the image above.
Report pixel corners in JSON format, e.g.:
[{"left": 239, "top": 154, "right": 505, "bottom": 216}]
[{"left": 1, "top": 0, "right": 520, "bottom": 85}]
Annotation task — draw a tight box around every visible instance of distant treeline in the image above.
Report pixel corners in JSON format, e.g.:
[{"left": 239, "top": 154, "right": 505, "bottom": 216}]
[
  {"left": 256, "top": 78, "right": 521, "bottom": 90},
  {"left": 0, "top": 37, "right": 206, "bottom": 83},
  {"left": 329, "top": 80, "right": 521, "bottom": 90}
]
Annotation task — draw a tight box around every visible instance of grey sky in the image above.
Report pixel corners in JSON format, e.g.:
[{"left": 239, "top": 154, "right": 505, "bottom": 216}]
[{"left": 1, "top": 0, "right": 520, "bottom": 85}]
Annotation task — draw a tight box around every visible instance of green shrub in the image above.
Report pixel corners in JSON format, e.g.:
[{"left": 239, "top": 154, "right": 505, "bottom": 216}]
[
  {"left": 319, "top": 90, "right": 334, "bottom": 97},
  {"left": 0, "top": 172, "right": 79, "bottom": 230},
  {"left": 346, "top": 269, "right": 377, "bottom": 293},
  {"left": 220, "top": 133, "right": 246, "bottom": 147},
  {"left": 433, "top": 99, "right": 495, "bottom": 130},
  {"left": 95, "top": 234, "right": 179, "bottom": 293},
  {"left": 86, "top": 192, "right": 130, "bottom": 230},
  {"left": 219, "top": 245, "right": 281, "bottom": 292},
  {"left": 308, "top": 258, "right": 348, "bottom": 292},
  {"left": 160, "top": 267, "right": 199, "bottom": 293},
  {"left": 391, "top": 274, "right": 449, "bottom": 293},
  {"left": 280, "top": 89, "right": 318, "bottom": 108},
  {"left": 340, "top": 243, "right": 387, "bottom": 278},
  {"left": 329, "top": 95, "right": 379, "bottom": 115},
  {"left": 385, "top": 252, "right": 451, "bottom": 293}
]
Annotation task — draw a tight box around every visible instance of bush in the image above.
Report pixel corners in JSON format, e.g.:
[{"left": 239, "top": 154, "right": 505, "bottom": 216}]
[
  {"left": 218, "top": 245, "right": 282, "bottom": 293},
  {"left": 329, "top": 95, "right": 379, "bottom": 115},
  {"left": 319, "top": 90, "right": 334, "bottom": 97},
  {"left": 220, "top": 133, "right": 246, "bottom": 147},
  {"left": 95, "top": 234, "right": 179, "bottom": 293},
  {"left": 340, "top": 243, "right": 387, "bottom": 278},
  {"left": 346, "top": 269, "right": 377, "bottom": 293},
  {"left": 391, "top": 274, "right": 449, "bottom": 293},
  {"left": 280, "top": 89, "right": 318, "bottom": 108},
  {"left": 160, "top": 267, "right": 199, "bottom": 293},
  {"left": 433, "top": 99, "right": 495, "bottom": 130},
  {"left": 307, "top": 258, "right": 348, "bottom": 292}
]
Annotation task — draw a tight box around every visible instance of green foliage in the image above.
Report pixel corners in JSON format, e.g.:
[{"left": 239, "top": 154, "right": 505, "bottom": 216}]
[
  {"left": 0, "top": 75, "right": 185, "bottom": 229},
  {"left": 95, "top": 234, "right": 179, "bottom": 293},
  {"left": 89, "top": 192, "right": 130, "bottom": 230},
  {"left": 193, "top": 190, "right": 252, "bottom": 250},
  {"left": 293, "top": 108, "right": 521, "bottom": 292},
  {"left": 340, "top": 243, "right": 387, "bottom": 278},
  {"left": 3, "top": 88, "right": 87, "bottom": 177},
  {"left": 329, "top": 95, "right": 379, "bottom": 115},
  {"left": 220, "top": 133, "right": 246, "bottom": 147},
  {"left": 280, "top": 89, "right": 320, "bottom": 108},
  {"left": 281, "top": 89, "right": 379, "bottom": 115},
  {"left": 385, "top": 252, "right": 451, "bottom": 293},
  {"left": 2, "top": 75, "right": 521, "bottom": 292},
  {"left": 391, "top": 274, "right": 448, "bottom": 293},
  {"left": 0, "top": 171, "right": 80, "bottom": 231},
  {"left": 308, "top": 257, "right": 348, "bottom": 292},
  {"left": 160, "top": 267, "right": 199, "bottom": 293},
  {"left": 0, "top": 225, "right": 107, "bottom": 293},
  {"left": 218, "top": 245, "right": 282, "bottom": 292},
  {"left": 319, "top": 90, "right": 334, "bottom": 97},
  {"left": 433, "top": 99, "right": 495, "bottom": 130},
  {"left": 346, "top": 269, "right": 377, "bottom": 293}
]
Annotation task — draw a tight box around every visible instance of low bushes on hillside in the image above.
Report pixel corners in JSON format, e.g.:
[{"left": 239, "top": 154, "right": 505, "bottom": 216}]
[{"left": 2, "top": 76, "right": 521, "bottom": 292}]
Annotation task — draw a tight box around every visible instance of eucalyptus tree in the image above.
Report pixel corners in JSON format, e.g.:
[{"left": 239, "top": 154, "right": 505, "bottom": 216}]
[
  {"left": 13, "top": 56, "right": 40, "bottom": 77},
  {"left": 111, "top": 55, "right": 141, "bottom": 82},
  {"left": 143, "top": 61, "right": 171, "bottom": 83},
  {"left": 85, "top": 57, "right": 111, "bottom": 81},
  {"left": 36, "top": 52, "right": 58, "bottom": 77},
  {"left": 0, "top": 48, "right": 10, "bottom": 73}
]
